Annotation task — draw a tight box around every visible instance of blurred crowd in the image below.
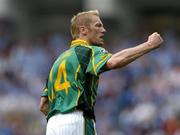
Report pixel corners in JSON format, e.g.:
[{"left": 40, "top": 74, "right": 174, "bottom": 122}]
[{"left": 0, "top": 19, "right": 180, "bottom": 135}]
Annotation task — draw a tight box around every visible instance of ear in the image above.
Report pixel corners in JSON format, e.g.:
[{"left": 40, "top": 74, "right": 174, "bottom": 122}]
[{"left": 79, "top": 25, "right": 88, "bottom": 36}]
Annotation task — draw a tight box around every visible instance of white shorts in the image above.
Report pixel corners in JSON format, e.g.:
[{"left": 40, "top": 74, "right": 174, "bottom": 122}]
[{"left": 46, "top": 111, "right": 96, "bottom": 135}]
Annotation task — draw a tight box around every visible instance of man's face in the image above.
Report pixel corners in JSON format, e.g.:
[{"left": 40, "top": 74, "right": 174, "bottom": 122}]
[{"left": 86, "top": 15, "right": 106, "bottom": 46}]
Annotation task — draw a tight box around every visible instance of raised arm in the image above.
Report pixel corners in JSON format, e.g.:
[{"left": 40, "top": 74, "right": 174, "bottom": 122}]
[
  {"left": 106, "top": 32, "right": 163, "bottom": 69},
  {"left": 39, "top": 96, "right": 49, "bottom": 116}
]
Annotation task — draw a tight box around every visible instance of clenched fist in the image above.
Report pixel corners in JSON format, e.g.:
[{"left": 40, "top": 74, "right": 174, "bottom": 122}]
[{"left": 147, "top": 32, "right": 163, "bottom": 49}]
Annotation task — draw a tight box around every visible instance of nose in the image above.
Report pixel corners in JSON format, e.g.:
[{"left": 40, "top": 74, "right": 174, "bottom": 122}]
[{"left": 102, "top": 27, "right": 106, "bottom": 33}]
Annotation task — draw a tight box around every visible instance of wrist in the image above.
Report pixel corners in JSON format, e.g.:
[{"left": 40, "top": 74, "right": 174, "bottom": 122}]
[{"left": 146, "top": 41, "right": 155, "bottom": 49}]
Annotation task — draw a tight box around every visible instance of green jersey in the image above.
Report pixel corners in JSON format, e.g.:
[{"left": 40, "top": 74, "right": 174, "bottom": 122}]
[{"left": 41, "top": 39, "right": 112, "bottom": 120}]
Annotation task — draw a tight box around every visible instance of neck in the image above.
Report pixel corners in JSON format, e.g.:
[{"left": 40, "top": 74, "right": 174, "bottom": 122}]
[{"left": 77, "top": 36, "right": 90, "bottom": 44}]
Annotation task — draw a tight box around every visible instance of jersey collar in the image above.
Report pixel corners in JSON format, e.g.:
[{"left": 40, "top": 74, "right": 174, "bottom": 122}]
[{"left": 70, "top": 39, "right": 90, "bottom": 48}]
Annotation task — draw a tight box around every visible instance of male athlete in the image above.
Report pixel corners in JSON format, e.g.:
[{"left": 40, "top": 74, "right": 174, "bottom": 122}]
[{"left": 39, "top": 10, "right": 163, "bottom": 135}]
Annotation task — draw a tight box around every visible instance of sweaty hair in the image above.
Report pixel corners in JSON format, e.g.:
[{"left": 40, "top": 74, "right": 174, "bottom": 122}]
[{"left": 70, "top": 10, "right": 99, "bottom": 39}]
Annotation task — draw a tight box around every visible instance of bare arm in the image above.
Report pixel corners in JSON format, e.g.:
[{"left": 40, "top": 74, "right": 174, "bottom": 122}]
[
  {"left": 106, "top": 32, "right": 163, "bottom": 69},
  {"left": 39, "top": 96, "right": 49, "bottom": 116}
]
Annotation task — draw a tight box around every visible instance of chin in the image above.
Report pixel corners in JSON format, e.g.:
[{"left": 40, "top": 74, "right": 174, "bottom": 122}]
[{"left": 99, "top": 42, "right": 104, "bottom": 46}]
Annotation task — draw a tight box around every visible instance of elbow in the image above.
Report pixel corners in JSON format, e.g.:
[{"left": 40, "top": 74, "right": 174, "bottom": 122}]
[
  {"left": 106, "top": 56, "right": 129, "bottom": 69},
  {"left": 39, "top": 104, "right": 48, "bottom": 116},
  {"left": 39, "top": 104, "right": 44, "bottom": 113},
  {"left": 106, "top": 58, "right": 119, "bottom": 69},
  {"left": 39, "top": 103, "right": 45, "bottom": 114},
  {"left": 39, "top": 97, "right": 49, "bottom": 115}
]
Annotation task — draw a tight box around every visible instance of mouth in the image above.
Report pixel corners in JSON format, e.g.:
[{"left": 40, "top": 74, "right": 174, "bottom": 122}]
[
  {"left": 99, "top": 34, "right": 104, "bottom": 39},
  {"left": 99, "top": 35, "right": 104, "bottom": 44}
]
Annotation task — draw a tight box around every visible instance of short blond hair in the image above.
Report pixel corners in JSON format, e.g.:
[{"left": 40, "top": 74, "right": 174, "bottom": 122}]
[{"left": 70, "top": 10, "right": 99, "bottom": 39}]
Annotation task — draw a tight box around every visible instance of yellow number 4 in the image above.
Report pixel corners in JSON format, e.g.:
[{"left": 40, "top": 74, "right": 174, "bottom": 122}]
[{"left": 54, "top": 60, "right": 70, "bottom": 94}]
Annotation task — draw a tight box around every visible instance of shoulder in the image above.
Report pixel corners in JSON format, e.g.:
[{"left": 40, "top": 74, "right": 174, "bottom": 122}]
[
  {"left": 74, "top": 45, "right": 92, "bottom": 55},
  {"left": 91, "top": 46, "right": 109, "bottom": 55}
]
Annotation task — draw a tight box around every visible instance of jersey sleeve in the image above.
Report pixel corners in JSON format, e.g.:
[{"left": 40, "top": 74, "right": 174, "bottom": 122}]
[
  {"left": 86, "top": 46, "right": 112, "bottom": 75},
  {"left": 41, "top": 88, "right": 48, "bottom": 97},
  {"left": 41, "top": 79, "right": 48, "bottom": 97}
]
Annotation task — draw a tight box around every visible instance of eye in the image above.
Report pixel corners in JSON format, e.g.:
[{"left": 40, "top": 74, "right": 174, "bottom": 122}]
[{"left": 95, "top": 23, "right": 102, "bottom": 27}]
